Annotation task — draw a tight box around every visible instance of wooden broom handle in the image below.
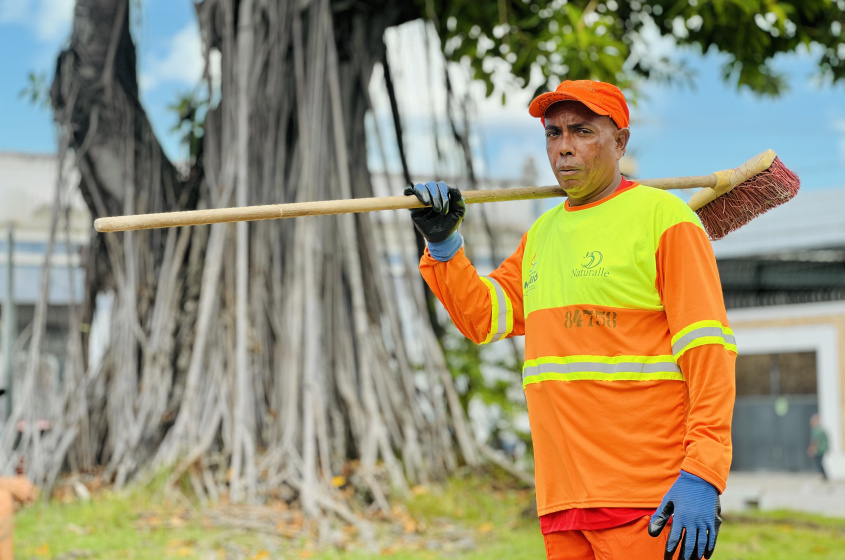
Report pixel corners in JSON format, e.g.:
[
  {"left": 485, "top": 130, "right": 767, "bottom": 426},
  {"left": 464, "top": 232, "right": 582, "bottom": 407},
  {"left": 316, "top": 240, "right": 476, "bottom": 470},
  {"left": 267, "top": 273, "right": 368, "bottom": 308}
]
[
  {"left": 94, "top": 186, "right": 567, "bottom": 232},
  {"left": 94, "top": 150, "right": 777, "bottom": 233}
]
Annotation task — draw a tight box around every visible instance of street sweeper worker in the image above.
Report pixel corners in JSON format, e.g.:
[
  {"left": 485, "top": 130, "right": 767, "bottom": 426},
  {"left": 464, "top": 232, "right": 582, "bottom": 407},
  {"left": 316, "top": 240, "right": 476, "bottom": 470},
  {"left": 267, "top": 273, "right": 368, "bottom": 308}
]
[{"left": 405, "top": 80, "right": 736, "bottom": 560}]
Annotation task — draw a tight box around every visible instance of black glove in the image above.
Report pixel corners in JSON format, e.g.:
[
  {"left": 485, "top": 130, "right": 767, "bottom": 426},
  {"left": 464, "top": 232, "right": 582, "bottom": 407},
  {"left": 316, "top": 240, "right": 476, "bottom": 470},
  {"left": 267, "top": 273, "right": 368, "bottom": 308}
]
[{"left": 404, "top": 181, "right": 466, "bottom": 244}]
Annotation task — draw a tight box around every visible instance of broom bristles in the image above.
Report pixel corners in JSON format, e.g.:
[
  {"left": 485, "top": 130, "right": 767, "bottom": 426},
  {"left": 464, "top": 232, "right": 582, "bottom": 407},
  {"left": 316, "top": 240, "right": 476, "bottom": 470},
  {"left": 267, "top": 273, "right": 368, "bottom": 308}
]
[{"left": 696, "top": 156, "right": 800, "bottom": 240}]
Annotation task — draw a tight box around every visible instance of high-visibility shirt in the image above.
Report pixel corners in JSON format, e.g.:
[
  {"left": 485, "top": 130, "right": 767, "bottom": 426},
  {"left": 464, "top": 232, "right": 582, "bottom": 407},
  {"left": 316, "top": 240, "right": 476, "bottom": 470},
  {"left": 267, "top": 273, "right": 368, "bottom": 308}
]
[{"left": 419, "top": 182, "right": 736, "bottom": 516}]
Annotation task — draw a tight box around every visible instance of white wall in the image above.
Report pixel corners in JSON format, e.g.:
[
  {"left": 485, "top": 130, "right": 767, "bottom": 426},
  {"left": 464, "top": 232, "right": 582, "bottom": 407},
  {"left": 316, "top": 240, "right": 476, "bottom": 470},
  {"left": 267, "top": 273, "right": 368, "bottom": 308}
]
[
  {"left": 731, "top": 320, "right": 844, "bottom": 480},
  {"left": 0, "top": 151, "right": 87, "bottom": 232}
]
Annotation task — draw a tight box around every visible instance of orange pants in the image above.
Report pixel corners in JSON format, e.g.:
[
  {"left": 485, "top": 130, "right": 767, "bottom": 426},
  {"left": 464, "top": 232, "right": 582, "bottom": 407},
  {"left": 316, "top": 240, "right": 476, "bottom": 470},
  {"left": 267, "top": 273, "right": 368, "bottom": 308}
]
[{"left": 542, "top": 516, "right": 674, "bottom": 560}]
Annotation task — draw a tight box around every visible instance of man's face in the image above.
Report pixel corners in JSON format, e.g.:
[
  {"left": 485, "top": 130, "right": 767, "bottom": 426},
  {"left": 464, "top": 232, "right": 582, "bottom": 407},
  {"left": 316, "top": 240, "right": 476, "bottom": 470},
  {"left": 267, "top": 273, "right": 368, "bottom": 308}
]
[{"left": 544, "top": 101, "right": 630, "bottom": 205}]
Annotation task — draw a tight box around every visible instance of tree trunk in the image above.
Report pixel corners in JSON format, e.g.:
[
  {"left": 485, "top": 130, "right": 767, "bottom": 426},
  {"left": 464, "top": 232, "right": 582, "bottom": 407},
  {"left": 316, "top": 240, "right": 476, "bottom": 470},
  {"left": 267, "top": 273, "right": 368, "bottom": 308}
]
[{"left": 8, "top": 0, "right": 483, "bottom": 517}]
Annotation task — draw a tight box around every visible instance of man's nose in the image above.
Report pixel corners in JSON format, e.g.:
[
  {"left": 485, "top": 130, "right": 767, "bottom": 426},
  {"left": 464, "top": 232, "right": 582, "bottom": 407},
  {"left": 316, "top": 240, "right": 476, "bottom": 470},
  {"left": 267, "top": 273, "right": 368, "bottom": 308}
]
[{"left": 557, "top": 136, "right": 575, "bottom": 156}]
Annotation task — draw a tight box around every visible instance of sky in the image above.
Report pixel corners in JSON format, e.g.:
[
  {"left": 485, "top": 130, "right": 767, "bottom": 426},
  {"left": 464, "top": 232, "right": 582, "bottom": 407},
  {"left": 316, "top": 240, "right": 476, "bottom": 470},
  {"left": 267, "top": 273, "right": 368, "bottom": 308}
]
[{"left": 1, "top": 0, "right": 844, "bottom": 196}]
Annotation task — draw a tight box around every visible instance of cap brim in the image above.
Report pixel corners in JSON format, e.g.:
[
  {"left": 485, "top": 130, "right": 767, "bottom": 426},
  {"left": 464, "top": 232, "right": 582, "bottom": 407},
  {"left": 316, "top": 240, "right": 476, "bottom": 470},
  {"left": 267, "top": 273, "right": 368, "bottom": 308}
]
[{"left": 528, "top": 92, "right": 612, "bottom": 120}]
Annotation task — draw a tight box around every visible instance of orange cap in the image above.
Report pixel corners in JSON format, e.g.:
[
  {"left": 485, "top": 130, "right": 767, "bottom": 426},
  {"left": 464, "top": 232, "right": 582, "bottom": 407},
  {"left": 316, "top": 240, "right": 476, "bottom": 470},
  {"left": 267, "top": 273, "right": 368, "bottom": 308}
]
[{"left": 528, "top": 80, "right": 629, "bottom": 128}]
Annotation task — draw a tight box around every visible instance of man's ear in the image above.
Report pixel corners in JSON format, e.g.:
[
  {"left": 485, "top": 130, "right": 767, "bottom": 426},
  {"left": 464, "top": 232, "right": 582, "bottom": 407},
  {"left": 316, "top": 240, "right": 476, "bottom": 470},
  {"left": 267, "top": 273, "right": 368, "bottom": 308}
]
[{"left": 614, "top": 127, "right": 630, "bottom": 157}]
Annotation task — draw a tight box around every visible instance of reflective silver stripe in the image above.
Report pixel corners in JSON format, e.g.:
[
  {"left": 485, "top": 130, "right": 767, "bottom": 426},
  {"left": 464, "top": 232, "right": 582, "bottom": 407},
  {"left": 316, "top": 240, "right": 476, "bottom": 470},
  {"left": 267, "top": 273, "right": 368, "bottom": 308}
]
[
  {"left": 672, "top": 326, "right": 736, "bottom": 356},
  {"left": 523, "top": 360, "right": 680, "bottom": 381},
  {"left": 485, "top": 277, "right": 509, "bottom": 342}
]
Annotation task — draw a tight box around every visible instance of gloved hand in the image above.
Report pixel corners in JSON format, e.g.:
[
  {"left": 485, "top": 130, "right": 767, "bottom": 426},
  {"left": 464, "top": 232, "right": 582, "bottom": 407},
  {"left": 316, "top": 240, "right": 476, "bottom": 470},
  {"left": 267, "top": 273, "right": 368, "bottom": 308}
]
[
  {"left": 648, "top": 470, "right": 722, "bottom": 560},
  {"left": 404, "top": 181, "right": 465, "bottom": 262}
]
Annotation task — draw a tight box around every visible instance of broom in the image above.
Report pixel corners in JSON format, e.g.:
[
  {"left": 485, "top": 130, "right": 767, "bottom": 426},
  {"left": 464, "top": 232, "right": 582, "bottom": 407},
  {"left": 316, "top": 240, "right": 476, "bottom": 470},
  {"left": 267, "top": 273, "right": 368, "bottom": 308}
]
[
  {"left": 94, "top": 149, "right": 799, "bottom": 239},
  {"left": 671, "top": 149, "right": 800, "bottom": 240}
]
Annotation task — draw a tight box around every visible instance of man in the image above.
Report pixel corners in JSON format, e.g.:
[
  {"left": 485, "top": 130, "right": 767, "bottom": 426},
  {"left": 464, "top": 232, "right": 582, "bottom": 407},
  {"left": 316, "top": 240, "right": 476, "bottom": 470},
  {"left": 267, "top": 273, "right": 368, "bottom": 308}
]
[
  {"left": 0, "top": 475, "right": 37, "bottom": 560},
  {"left": 807, "top": 413, "right": 829, "bottom": 481},
  {"left": 405, "top": 80, "right": 736, "bottom": 560}
]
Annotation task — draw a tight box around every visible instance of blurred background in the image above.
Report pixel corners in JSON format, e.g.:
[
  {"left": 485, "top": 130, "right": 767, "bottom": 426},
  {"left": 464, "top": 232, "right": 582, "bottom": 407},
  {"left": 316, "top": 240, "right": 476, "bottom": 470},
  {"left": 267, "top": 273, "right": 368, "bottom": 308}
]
[{"left": 0, "top": 0, "right": 844, "bottom": 557}]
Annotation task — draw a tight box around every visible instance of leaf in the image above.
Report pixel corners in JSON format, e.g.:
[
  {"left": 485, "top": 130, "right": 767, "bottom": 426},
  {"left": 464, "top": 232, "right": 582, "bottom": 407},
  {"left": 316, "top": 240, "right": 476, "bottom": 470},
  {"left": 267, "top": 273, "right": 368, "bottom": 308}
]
[
  {"left": 478, "top": 522, "right": 495, "bottom": 533},
  {"left": 17, "top": 72, "right": 50, "bottom": 109}
]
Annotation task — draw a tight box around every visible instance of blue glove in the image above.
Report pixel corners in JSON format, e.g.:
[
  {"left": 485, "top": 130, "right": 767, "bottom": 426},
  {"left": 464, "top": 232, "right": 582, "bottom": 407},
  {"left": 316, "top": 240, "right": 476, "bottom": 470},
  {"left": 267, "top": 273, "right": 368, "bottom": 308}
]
[
  {"left": 648, "top": 470, "right": 722, "bottom": 560},
  {"left": 404, "top": 181, "right": 465, "bottom": 262}
]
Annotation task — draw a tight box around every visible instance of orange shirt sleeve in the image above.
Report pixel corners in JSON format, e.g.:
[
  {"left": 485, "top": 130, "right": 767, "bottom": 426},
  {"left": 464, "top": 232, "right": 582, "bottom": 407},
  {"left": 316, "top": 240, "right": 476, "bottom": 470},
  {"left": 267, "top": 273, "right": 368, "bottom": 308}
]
[
  {"left": 656, "top": 221, "right": 736, "bottom": 492},
  {"left": 419, "top": 235, "right": 527, "bottom": 345},
  {"left": 677, "top": 344, "right": 736, "bottom": 492}
]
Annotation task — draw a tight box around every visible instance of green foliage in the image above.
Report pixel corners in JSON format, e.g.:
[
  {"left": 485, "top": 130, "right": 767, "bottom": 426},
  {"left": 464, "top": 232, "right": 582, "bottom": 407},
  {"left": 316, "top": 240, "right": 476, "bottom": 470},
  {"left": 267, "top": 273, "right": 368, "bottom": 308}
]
[
  {"left": 442, "top": 324, "right": 531, "bottom": 452},
  {"left": 167, "top": 90, "right": 207, "bottom": 163},
  {"left": 18, "top": 72, "right": 51, "bottom": 109},
  {"left": 650, "top": 0, "right": 845, "bottom": 95},
  {"left": 419, "top": 0, "right": 845, "bottom": 98}
]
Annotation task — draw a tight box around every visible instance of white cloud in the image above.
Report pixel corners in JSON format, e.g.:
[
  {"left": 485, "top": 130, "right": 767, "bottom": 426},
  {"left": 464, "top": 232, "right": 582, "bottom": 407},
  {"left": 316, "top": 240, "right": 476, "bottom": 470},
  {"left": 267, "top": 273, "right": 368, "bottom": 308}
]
[
  {"left": 370, "top": 20, "right": 553, "bottom": 180},
  {"left": 140, "top": 22, "right": 204, "bottom": 92},
  {"left": 34, "top": 0, "right": 74, "bottom": 40},
  {"left": 0, "top": 0, "right": 33, "bottom": 24},
  {"left": 376, "top": 21, "right": 540, "bottom": 131},
  {"left": 0, "top": 0, "right": 72, "bottom": 39},
  {"left": 626, "top": 14, "right": 678, "bottom": 74}
]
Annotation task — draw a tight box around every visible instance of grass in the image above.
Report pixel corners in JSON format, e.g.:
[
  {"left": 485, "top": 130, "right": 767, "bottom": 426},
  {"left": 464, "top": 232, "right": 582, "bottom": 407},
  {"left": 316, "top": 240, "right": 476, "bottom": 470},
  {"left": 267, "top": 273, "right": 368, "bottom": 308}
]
[
  {"left": 719, "top": 510, "right": 845, "bottom": 560},
  {"left": 13, "top": 470, "right": 845, "bottom": 559}
]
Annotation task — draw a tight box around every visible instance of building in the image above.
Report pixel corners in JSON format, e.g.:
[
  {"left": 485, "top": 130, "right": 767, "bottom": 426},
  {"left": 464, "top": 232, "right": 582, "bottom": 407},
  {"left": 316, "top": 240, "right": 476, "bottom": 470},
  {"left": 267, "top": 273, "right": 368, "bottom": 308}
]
[
  {"left": 0, "top": 152, "right": 89, "bottom": 420},
  {"left": 713, "top": 186, "right": 845, "bottom": 480}
]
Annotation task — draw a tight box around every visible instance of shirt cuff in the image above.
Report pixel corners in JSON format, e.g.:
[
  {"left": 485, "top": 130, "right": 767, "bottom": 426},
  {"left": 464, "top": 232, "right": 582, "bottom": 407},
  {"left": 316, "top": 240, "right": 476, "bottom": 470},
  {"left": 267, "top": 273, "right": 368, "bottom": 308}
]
[
  {"left": 427, "top": 232, "right": 463, "bottom": 262},
  {"left": 681, "top": 457, "right": 727, "bottom": 494}
]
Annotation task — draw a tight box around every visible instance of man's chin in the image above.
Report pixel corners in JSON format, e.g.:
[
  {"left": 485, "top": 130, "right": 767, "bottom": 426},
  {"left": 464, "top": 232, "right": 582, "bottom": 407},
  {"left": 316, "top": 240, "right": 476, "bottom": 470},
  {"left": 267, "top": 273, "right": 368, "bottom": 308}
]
[{"left": 560, "top": 185, "right": 592, "bottom": 200}]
